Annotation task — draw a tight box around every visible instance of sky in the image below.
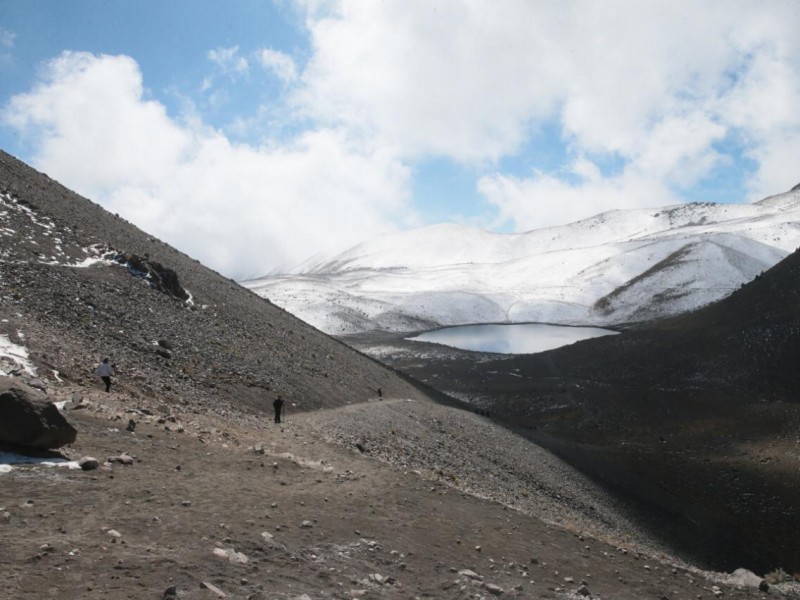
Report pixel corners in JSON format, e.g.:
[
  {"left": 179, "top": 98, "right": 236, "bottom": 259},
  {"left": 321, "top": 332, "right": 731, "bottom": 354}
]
[{"left": 0, "top": 1, "right": 799, "bottom": 280}]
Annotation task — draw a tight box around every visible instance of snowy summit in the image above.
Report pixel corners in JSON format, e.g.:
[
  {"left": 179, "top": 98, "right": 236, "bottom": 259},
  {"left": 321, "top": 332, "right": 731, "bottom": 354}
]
[{"left": 244, "top": 186, "right": 800, "bottom": 334}]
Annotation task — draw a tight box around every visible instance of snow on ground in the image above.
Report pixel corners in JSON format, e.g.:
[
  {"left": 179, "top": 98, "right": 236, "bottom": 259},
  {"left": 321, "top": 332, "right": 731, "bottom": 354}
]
[
  {"left": 0, "top": 334, "right": 37, "bottom": 376},
  {"left": 0, "top": 451, "right": 80, "bottom": 474},
  {"left": 245, "top": 189, "right": 800, "bottom": 334}
]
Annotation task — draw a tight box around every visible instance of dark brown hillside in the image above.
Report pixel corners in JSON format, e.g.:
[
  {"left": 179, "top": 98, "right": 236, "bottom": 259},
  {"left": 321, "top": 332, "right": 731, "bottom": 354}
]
[
  {"left": 509, "top": 244, "right": 800, "bottom": 395},
  {"left": 0, "top": 150, "right": 431, "bottom": 415},
  {"left": 368, "top": 247, "right": 800, "bottom": 573}
]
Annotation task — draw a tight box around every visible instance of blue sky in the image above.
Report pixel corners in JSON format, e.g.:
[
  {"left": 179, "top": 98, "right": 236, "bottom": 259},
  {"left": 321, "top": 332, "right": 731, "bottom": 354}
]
[{"left": 1, "top": 1, "right": 798, "bottom": 278}]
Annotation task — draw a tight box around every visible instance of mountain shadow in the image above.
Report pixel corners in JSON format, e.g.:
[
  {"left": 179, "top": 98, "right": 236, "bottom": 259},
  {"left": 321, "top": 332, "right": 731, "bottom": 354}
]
[{"left": 378, "top": 243, "right": 800, "bottom": 574}]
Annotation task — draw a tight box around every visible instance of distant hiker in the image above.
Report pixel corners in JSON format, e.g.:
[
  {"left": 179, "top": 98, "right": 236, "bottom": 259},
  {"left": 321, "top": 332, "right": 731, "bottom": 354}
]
[
  {"left": 95, "top": 358, "right": 115, "bottom": 393},
  {"left": 377, "top": 387, "right": 383, "bottom": 398},
  {"left": 273, "top": 395, "right": 284, "bottom": 424}
]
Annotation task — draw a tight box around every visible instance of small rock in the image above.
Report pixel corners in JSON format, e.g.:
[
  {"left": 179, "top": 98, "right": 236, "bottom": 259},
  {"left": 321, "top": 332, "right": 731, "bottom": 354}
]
[
  {"left": 484, "top": 582, "right": 504, "bottom": 596},
  {"left": 163, "top": 585, "right": 177, "bottom": 598},
  {"left": 213, "top": 547, "right": 248, "bottom": 564},
  {"left": 107, "top": 453, "right": 134, "bottom": 465},
  {"left": 126, "top": 419, "right": 136, "bottom": 432},
  {"left": 577, "top": 583, "right": 591, "bottom": 597},
  {"left": 201, "top": 581, "right": 227, "bottom": 597},
  {"left": 181, "top": 500, "right": 191, "bottom": 507},
  {"left": 300, "top": 520, "right": 313, "bottom": 529},
  {"left": 106, "top": 529, "right": 122, "bottom": 539},
  {"left": 459, "top": 570, "right": 483, "bottom": 581},
  {"left": 79, "top": 456, "right": 100, "bottom": 471},
  {"left": 1, "top": 512, "right": 10, "bottom": 523}
]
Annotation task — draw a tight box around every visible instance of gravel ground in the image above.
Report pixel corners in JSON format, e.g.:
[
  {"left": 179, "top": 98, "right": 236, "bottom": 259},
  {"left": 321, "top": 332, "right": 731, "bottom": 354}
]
[{"left": 301, "top": 398, "right": 674, "bottom": 561}]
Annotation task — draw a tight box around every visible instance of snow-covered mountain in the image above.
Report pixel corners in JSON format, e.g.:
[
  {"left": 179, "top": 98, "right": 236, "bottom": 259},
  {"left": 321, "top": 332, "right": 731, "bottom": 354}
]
[{"left": 243, "top": 187, "right": 800, "bottom": 334}]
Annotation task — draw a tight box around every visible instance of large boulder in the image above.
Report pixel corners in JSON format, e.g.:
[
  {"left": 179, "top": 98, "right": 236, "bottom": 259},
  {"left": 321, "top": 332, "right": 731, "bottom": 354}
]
[{"left": 0, "top": 377, "right": 77, "bottom": 449}]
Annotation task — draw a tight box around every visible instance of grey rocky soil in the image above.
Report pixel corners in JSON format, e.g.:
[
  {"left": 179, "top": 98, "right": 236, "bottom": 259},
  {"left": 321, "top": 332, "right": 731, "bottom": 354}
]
[{"left": 2, "top": 384, "right": 795, "bottom": 600}]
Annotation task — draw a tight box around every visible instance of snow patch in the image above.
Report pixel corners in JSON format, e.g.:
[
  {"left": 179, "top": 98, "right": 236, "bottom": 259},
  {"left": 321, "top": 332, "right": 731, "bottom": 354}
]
[
  {"left": 0, "top": 334, "right": 37, "bottom": 376},
  {"left": 0, "top": 451, "right": 80, "bottom": 473}
]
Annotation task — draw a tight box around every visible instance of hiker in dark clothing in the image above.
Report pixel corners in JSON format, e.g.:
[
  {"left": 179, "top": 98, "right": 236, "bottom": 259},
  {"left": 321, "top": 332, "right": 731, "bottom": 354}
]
[
  {"left": 95, "top": 358, "right": 114, "bottom": 392},
  {"left": 273, "top": 396, "right": 284, "bottom": 424},
  {"left": 377, "top": 387, "right": 383, "bottom": 398}
]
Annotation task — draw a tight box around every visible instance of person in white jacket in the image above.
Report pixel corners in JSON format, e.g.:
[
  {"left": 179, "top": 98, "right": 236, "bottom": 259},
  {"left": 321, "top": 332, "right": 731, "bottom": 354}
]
[{"left": 95, "top": 358, "right": 115, "bottom": 393}]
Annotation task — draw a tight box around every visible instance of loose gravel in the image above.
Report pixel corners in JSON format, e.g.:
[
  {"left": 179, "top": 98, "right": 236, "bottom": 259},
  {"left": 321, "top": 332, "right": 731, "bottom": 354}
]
[{"left": 302, "top": 397, "right": 673, "bottom": 559}]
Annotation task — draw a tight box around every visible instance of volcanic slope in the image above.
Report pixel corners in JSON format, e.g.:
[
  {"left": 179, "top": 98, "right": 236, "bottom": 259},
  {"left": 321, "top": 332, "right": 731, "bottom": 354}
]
[
  {"left": 379, "top": 244, "right": 800, "bottom": 574},
  {"left": 0, "top": 150, "right": 430, "bottom": 414},
  {"left": 3, "top": 152, "right": 800, "bottom": 598}
]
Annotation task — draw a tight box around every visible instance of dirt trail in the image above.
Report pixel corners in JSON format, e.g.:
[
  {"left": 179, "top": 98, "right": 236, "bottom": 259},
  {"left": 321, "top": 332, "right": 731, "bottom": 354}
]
[{"left": 1, "top": 387, "right": 794, "bottom": 599}]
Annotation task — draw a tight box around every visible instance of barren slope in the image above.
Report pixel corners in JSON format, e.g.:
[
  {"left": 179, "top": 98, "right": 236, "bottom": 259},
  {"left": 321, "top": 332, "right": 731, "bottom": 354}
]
[
  {"left": 3, "top": 384, "right": 795, "bottom": 599},
  {"left": 0, "top": 150, "right": 431, "bottom": 415}
]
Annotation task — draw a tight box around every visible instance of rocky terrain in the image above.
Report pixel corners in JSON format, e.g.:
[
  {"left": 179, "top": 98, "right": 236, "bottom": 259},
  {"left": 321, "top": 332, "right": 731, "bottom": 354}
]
[
  {"left": 348, "top": 245, "right": 800, "bottom": 575},
  {"left": 0, "top": 149, "right": 429, "bottom": 415},
  {"left": 3, "top": 149, "right": 799, "bottom": 599},
  {"left": 3, "top": 384, "right": 797, "bottom": 599}
]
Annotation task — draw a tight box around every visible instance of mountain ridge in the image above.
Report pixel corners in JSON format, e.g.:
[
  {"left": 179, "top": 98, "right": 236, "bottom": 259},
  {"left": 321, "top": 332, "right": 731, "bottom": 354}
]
[{"left": 245, "top": 190, "right": 800, "bottom": 334}]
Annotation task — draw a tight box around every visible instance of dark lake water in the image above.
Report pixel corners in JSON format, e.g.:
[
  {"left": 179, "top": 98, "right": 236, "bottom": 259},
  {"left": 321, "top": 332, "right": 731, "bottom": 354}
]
[{"left": 408, "top": 323, "right": 618, "bottom": 354}]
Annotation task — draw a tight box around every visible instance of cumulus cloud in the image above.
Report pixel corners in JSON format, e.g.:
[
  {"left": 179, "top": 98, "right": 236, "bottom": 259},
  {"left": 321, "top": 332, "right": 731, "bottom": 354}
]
[
  {"left": 294, "top": 0, "right": 800, "bottom": 227},
  {"left": 479, "top": 165, "right": 675, "bottom": 231},
  {"left": 480, "top": 111, "right": 729, "bottom": 229},
  {"left": 207, "top": 46, "right": 250, "bottom": 75},
  {"left": 296, "top": 1, "right": 556, "bottom": 161},
  {"left": 4, "top": 2, "right": 799, "bottom": 269},
  {"left": 257, "top": 49, "right": 298, "bottom": 83},
  {"left": 2, "top": 51, "right": 412, "bottom": 278},
  {"left": 0, "top": 28, "right": 14, "bottom": 49},
  {"left": 0, "top": 27, "right": 15, "bottom": 67}
]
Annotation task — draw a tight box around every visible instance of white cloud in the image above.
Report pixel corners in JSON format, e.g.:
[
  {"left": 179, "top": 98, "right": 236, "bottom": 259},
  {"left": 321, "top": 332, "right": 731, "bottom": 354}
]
[
  {"left": 480, "top": 111, "right": 728, "bottom": 230},
  {"left": 294, "top": 0, "right": 800, "bottom": 226},
  {"left": 256, "top": 48, "right": 298, "bottom": 83},
  {"left": 479, "top": 165, "right": 676, "bottom": 231},
  {"left": 296, "top": 1, "right": 556, "bottom": 161},
  {"left": 2, "top": 52, "right": 412, "bottom": 278},
  {"left": 0, "top": 28, "right": 15, "bottom": 49},
  {"left": 718, "top": 47, "right": 800, "bottom": 198},
  {"left": 207, "top": 46, "right": 249, "bottom": 75},
  {"left": 4, "top": 53, "right": 189, "bottom": 192},
  {"left": 0, "top": 27, "right": 15, "bottom": 67},
  {"left": 4, "top": 2, "right": 800, "bottom": 268}
]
